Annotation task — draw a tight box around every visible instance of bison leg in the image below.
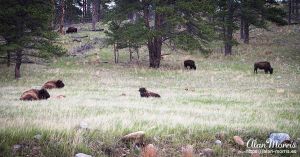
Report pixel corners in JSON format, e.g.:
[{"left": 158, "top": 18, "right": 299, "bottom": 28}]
[{"left": 254, "top": 68, "right": 257, "bottom": 74}]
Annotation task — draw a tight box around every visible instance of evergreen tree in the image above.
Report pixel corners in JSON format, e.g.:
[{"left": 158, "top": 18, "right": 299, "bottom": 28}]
[
  {"left": 212, "top": 0, "right": 239, "bottom": 55},
  {"left": 0, "top": 0, "right": 65, "bottom": 79},
  {"left": 239, "top": 0, "right": 287, "bottom": 44},
  {"left": 104, "top": 0, "right": 215, "bottom": 68},
  {"left": 92, "top": 0, "right": 100, "bottom": 30},
  {"left": 212, "top": 0, "right": 286, "bottom": 55}
]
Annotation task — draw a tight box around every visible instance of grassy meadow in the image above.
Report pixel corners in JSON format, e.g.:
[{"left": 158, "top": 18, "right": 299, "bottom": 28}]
[{"left": 0, "top": 24, "right": 300, "bottom": 156}]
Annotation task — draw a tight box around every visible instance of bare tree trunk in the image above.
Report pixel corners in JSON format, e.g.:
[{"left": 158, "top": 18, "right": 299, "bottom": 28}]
[
  {"left": 113, "top": 43, "right": 119, "bottom": 63},
  {"left": 224, "top": 0, "right": 234, "bottom": 55},
  {"left": 296, "top": 0, "right": 299, "bottom": 19},
  {"left": 240, "top": 0, "right": 244, "bottom": 40},
  {"left": 244, "top": 19, "right": 249, "bottom": 44},
  {"left": 82, "top": 0, "right": 85, "bottom": 21},
  {"left": 136, "top": 47, "right": 139, "bottom": 60},
  {"left": 59, "top": 0, "right": 65, "bottom": 34},
  {"left": 83, "top": 0, "right": 86, "bottom": 17},
  {"left": 292, "top": 0, "right": 295, "bottom": 14},
  {"left": 7, "top": 51, "right": 10, "bottom": 67},
  {"left": 50, "top": 0, "right": 55, "bottom": 29},
  {"left": 289, "top": 0, "right": 292, "bottom": 24},
  {"left": 15, "top": 51, "right": 22, "bottom": 79},
  {"left": 129, "top": 47, "right": 133, "bottom": 62},
  {"left": 240, "top": 18, "right": 244, "bottom": 40},
  {"left": 87, "top": 0, "right": 91, "bottom": 17},
  {"left": 99, "top": 3, "right": 103, "bottom": 20},
  {"left": 92, "top": 0, "right": 99, "bottom": 31}
]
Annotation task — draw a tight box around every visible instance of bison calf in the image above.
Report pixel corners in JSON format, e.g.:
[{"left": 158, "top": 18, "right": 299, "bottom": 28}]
[
  {"left": 138, "top": 88, "right": 160, "bottom": 98},
  {"left": 254, "top": 61, "right": 273, "bottom": 74},
  {"left": 43, "top": 80, "right": 65, "bottom": 89},
  {"left": 184, "top": 60, "right": 196, "bottom": 70},
  {"left": 20, "top": 88, "right": 50, "bottom": 101},
  {"left": 66, "top": 27, "right": 77, "bottom": 33}
]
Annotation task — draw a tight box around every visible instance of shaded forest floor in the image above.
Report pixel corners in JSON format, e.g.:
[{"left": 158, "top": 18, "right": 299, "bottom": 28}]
[{"left": 0, "top": 24, "right": 299, "bottom": 156}]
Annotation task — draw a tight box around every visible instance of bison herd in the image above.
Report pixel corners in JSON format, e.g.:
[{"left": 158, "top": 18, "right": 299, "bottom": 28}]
[
  {"left": 20, "top": 80, "right": 64, "bottom": 101},
  {"left": 183, "top": 60, "right": 273, "bottom": 74},
  {"left": 19, "top": 60, "right": 273, "bottom": 101},
  {"left": 63, "top": 26, "right": 274, "bottom": 75}
]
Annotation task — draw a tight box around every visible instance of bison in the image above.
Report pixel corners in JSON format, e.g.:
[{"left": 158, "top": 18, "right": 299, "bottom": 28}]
[
  {"left": 254, "top": 61, "right": 273, "bottom": 74},
  {"left": 20, "top": 88, "right": 50, "bottom": 101},
  {"left": 66, "top": 27, "right": 77, "bottom": 33},
  {"left": 138, "top": 88, "right": 160, "bottom": 98},
  {"left": 43, "top": 80, "right": 65, "bottom": 89},
  {"left": 184, "top": 60, "right": 196, "bottom": 70}
]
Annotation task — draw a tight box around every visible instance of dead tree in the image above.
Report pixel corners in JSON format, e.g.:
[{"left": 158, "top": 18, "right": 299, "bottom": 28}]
[{"left": 59, "top": 0, "right": 65, "bottom": 34}]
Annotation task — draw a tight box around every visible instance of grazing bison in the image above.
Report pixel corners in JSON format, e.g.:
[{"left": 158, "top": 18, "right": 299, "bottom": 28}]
[
  {"left": 138, "top": 88, "right": 160, "bottom": 98},
  {"left": 66, "top": 27, "right": 77, "bottom": 33},
  {"left": 254, "top": 61, "right": 273, "bottom": 74},
  {"left": 20, "top": 88, "right": 50, "bottom": 101},
  {"left": 43, "top": 80, "right": 65, "bottom": 89},
  {"left": 184, "top": 60, "right": 196, "bottom": 70}
]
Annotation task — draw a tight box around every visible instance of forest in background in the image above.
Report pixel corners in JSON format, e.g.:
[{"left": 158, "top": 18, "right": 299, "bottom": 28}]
[{"left": 0, "top": 0, "right": 299, "bottom": 78}]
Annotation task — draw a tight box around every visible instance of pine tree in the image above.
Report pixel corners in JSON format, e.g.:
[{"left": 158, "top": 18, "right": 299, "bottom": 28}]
[
  {"left": 59, "top": 0, "right": 65, "bottom": 34},
  {"left": 239, "top": 0, "right": 287, "bottom": 44},
  {"left": 0, "top": 0, "right": 65, "bottom": 79},
  {"left": 105, "top": 0, "right": 215, "bottom": 68},
  {"left": 211, "top": 0, "right": 238, "bottom": 55},
  {"left": 92, "top": 0, "right": 100, "bottom": 30}
]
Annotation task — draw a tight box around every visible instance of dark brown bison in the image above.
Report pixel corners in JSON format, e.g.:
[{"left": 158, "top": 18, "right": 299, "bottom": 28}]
[
  {"left": 20, "top": 88, "right": 50, "bottom": 101},
  {"left": 66, "top": 27, "right": 77, "bottom": 33},
  {"left": 254, "top": 61, "right": 273, "bottom": 74},
  {"left": 138, "top": 88, "right": 160, "bottom": 98},
  {"left": 184, "top": 60, "right": 196, "bottom": 70},
  {"left": 43, "top": 80, "right": 65, "bottom": 89}
]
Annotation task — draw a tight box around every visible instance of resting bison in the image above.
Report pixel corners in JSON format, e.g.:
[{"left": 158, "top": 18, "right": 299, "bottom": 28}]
[
  {"left": 184, "top": 60, "right": 196, "bottom": 70},
  {"left": 138, "top": 88, "right": 160, "bottom": 98},
  {"left": 66, "top": 27, "right": 77, "bottom": 33},
  {"left": 20, "top": 88, "right": 50, "bottom": 101},
  {"left": 43, "top": 80, "right": 65, "bottom": 89},
  {"left": 254, "top": 61, "right": 273, "bottom": 74}
]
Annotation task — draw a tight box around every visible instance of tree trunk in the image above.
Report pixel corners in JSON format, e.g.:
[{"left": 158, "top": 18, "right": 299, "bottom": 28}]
[
  {"left": 83, "top": 0, "right": 86, "bottom": 17},
  {"left": 240, "top": 0, "right": 244, "bottom": 40},
  {"left": 148, "top": 38, "right": 162, "bottom": 68},
  {"left": 7, "top": 51, "right": 10, "bottom": 67},
  {"left": 15, "top": 51, "right": 22, "bottom": 79},
  {"left": 292, "top": 0, "right": 295, "bottom": 14},
  {"left": 148, "top": 13, "right": 163, "bottom": 68},
  {"left": 240, "top": 17, "right": 244, "bottom": 40},
  {"left": 50, "top": 0, "right": 55, "bottom": 29},
  {"left": 136, "top": 47, "right": 140, "bottom": 60},
  {"left": 59, "top": 0, "right": 65, "bottom": 34},
  {"left": 87, "top": 0, "right": 91, "bottom": 17},
  {"left": 224, "top": 0, "right": 234, "bottom": 56},
  {"left": 92, "top": 0, "right": 99, "bottom": 31},
  {"left": 143, "top": 3, "right": 163, "bottom": 68},
  {"left": 296, "top": 0, "right": 299, "bottom": 19},
  {"left": 289, "top": 0, "right": 292, "bottom": 24},
  {"left": 113, "top": 43, "right": 119, "bottom": 63},
  {"left": 99, "top": 4, "right": 103, "bottom": 20},
  {"left": 244, "top": 19, "right": 249, "bottom": 44},
  {"left": 129, "top": 47, "right": 133, "bottom": 62}
]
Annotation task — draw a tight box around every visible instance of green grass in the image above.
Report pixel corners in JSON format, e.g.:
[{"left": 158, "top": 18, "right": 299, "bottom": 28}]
[{"left": 0, "top": 24, "right": 300, "bottom": 156}]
